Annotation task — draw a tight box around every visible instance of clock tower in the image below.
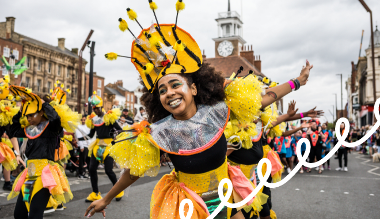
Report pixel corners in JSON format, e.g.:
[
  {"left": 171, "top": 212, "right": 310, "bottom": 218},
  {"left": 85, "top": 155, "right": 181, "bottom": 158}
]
[{"left": 213, "top": 0, "right": 246, "bottom": 58}]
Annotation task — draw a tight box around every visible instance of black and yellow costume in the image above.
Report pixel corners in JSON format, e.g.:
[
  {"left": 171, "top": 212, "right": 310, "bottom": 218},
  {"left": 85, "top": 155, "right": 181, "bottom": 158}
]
[{"left": 85, "top": 92, "right": 123, "bottom": 202}]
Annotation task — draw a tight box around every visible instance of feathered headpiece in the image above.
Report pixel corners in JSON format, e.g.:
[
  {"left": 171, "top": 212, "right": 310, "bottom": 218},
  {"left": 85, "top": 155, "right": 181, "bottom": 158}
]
[
  {"left": 49, "top": 80, "right": 70, "bottom": 105},
  {"left": 105, "top": 0, "right": 203, "bottom": 92},
  {"left": 9, "top": 86, "right": 42, "bottom": 117},
  {"left": 88, "top": 91, "right": 103, "bottom": 108}
]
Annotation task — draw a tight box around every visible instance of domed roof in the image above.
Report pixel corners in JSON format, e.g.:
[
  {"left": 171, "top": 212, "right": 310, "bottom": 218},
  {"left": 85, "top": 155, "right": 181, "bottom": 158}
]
[{"left": 369, "top": 25, "right": 380, "bottom": 48}]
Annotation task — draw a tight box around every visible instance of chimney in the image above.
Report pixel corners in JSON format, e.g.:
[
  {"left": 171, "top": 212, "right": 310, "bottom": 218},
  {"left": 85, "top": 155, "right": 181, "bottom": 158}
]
[
  {"left": 254, "top": 55, "right": 261, "bottom": 72},
  {"left": 240, "top": 44, "right": 254, "bottom": 65},
  {"left": 5, "top": 17, "right": 16, "bottom": 39},
  {"left": 116, "top": 80, "right": 123, "bottom": 87},
  {"left": 202, "top": 49, "right": 206, "bottom": 59},
  {"left": 58, "top": 38, "right": 65, "bottom": 50},
  {"left": 71, "top": 48, "right": 78, "bottom": 55}
]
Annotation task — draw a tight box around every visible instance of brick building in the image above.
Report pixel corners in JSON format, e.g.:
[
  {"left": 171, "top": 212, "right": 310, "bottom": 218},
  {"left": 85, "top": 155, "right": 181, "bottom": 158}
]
[
  {"left": 0, "top": 17, "right": 88, "bottom": 112},
  {"left": 105, "top": 80, "right": 135, "bottom": 111}
]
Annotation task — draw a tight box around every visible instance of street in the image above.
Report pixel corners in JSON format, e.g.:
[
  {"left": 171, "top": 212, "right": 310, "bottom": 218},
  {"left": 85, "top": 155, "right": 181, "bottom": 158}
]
[{"left": 1, "top": 152, "right": 379, "bottom": 219}]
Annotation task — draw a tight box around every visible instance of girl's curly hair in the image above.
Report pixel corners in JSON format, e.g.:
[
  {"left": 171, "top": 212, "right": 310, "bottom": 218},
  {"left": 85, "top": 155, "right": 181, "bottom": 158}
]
[{"left": 140, "top": 63, "right": 225, "bottom": 123}]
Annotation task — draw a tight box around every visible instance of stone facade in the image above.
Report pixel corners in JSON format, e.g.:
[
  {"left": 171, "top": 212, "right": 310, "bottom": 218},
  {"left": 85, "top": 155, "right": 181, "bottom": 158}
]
[
  {"left": 105, "top": 80, "right": 135, "bottom": 111},
  {"left": 0, "top": 17, "right": 88, "bottom": 113}
]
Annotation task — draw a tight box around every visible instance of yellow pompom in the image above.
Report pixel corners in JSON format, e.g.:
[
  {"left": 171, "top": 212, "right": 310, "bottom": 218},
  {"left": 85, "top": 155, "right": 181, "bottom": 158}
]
[
  {"left": 26, "top": 88, "right": 32, "bottom": 94},
  {"left": 4, "top": 84, "right": 8, "bottom": 89},
  {"left": 105, "top": 52, "right": 118, "bottom": 61},
  {"left": 15, "top": 96, "right": 21, "bottom": 101},
  {"left": 7, "top": 94, "right": 13, "bottom": 100},
  {"left": 269, "top": 82, "right": 277, "bottom": 88},
  {"left": 54, "top": 83, "right": 57, "bottom": 88},
  {"left": 147, "top": 34, "right": 161, "bottom": 47},
  {"left": 174, "top": 40, "right": 186, "bottom": 52},
  {"left": 118, "top": 18, "right": 128, "bottom": 32},
  {"left": 3, "top": 75, "right": 10, "bottom": 83},
  {"left": 263, "top": 77, "right": 270, "bottom": 84},
  {"left": 176, "top": 0, "right": 185, "bottom": 11},
  {"left": 93, "top": 91, "right": 97, "bottom": 95},
  {"left": 127, "top": 8, "right": 138, "bottom": 20},
  {"left": 149, "top": 1, "right": 158, "bottom": 10},
  {"left": 143, "top": 63, "right": 154, "bottom": 74},
  {"left": 56, "top": 80, "right": 60, "bottom": 84},
  {"left": 61, "top": 84, "right": 64, "bottom": 88},
  {"left": 50, "top": 89, "right": 53, "bottom": 93},
  {"left": 66, "top": 89, "right": 71, "bottom": 94}
]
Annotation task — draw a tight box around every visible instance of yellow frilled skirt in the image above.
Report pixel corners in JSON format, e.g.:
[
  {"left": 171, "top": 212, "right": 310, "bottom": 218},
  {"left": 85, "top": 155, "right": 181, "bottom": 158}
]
[
  {"left": 262, "top": 145, "right": 283, "bottom": 183},
  {"left": 7, "top": 159, "right": 73, "bottom": 211},
  {"left": 54, "top": 139, "right": 71, "bottom": 163},
  {"left": 150, "top": 160, "right": 268, "bottom": 219},
  {"left": 0, "top": 141, "right": 17, "bottom": 171},
  {"left": 88, "top": 138, "right": 112, "bottom": 163}
]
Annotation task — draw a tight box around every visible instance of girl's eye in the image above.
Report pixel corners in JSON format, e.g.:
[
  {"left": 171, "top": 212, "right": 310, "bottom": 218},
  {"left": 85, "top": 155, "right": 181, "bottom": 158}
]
[
  {"left": 172, "top": 82, "right": 183, "bottom": 89},
  {"left": 159, "top": 89, "right": 167, "bottom": 95}
]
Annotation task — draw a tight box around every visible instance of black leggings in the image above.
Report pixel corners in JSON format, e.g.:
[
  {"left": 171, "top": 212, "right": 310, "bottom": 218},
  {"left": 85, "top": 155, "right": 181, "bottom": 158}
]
[
  {"left": 79, "top": 147, "right": 90, "bottom": 175},
  {"left": 89, "top": 154, "right": 118, "bottom": 193},
  {"left": 338, "top": 148, "right": 348, "bottom": 167},
  {"left": 14, "top": 188, "right": 50, "bottom": 219},
  {"left": 308, "top": 146, "right": 322, "bottom": 164},
  {"left": 324, "top": 149, "right": 330, "bottom": 166}
]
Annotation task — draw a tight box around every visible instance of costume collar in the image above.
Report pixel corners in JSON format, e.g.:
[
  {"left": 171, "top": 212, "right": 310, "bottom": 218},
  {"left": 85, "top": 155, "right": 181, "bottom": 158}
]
[
  {"left": 92, "top": 115, "right": 105, "bottom": 127},
  {"left": 150, "top": 102, "right": 229, "bottom": 155},
  {"left": 24, "top": 121, "right": 49, "bottom": 139}
]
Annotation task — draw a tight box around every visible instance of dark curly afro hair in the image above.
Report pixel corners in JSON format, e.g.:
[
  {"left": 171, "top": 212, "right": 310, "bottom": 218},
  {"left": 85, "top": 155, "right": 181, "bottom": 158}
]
[{"left": 140, "top": 63, "right": 225, "bottom": 123}]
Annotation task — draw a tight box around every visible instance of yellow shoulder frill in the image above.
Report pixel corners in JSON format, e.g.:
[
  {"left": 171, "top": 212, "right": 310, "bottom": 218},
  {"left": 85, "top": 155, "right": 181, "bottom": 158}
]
[
  {"left": 49, "top": 101, "right": 81, "bottom": 132},
  {"left": 0, "top": 100, "right": 20, "bottom": 126},
  {"left": 109, "top": 121, "right": 160, "bottom": 177},
  {"left": 104, "top": 108, "right": 121, "bottom": 126},
  {"left": 85, "top": 113, "right": 96, "bottom": 129},
  {"left": 224, "top": 75, "right": 262, "bottom": 125},
  {"left": 268, "top": 122, "right": 286, "bottom": 138},
  {"left": 20, "top": 116, "right": 30, "bottom": 128},
  {"left": 224, "top": 117, "right": 257, "bottom": 150},
  {"left": 261, "top": 102, "right": 279, "bottom": 130}
]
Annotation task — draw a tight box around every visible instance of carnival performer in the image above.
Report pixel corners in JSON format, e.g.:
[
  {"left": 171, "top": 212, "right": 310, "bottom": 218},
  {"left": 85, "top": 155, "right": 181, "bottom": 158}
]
[
  {"left": 306, "top": 120, "right": 326, "bottom": 174},
  {"left": 6, "top": 85, "right": 72, "bottom": 219},
  {"left": 84, "top": 1, "right": 313, "bottom": 218},
  {"left": 321, "top": 123, "right": 332, "bottom": 170},
  {"left": 0, "top": 75, "right": 25, "bottom": 191},
  {"left": 75, "top": 115, "right": 92, "bottom": 179},
  {"left": 336, "top": 123, "right": 350, "bottom": 171},
  {"left": 85, "top": 92, "right": 123, "bottom": 202}
]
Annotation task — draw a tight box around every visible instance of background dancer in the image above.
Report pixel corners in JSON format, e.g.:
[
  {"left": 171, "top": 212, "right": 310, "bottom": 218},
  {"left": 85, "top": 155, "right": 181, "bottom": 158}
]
[
  {"left": 306, "top": 120, "right": 326, "bottom": 174},
  {"left": 76, "top": 115, "right": 92, "bottom": 179}
]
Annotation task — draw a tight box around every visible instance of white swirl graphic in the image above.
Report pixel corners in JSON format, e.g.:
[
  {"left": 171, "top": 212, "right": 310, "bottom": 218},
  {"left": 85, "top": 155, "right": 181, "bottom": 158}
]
[{"left": 179, "top": 98, "right": 380, "bottom": 219}]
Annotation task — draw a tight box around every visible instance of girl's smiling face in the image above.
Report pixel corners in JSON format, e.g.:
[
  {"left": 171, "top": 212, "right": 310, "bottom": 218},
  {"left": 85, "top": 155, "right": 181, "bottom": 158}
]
[{"left": 157, "top": 74, "right": 197, "bottom": 120}]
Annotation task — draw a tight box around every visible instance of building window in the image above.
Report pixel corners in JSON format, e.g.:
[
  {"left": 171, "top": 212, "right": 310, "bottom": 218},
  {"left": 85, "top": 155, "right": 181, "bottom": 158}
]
[
  {"left": 97, "top": 80, "right": 101, "bottom": 88},
  {"left": 127, "top": 93, "right": 130, "bottom": 101},
  {"left": 37, "top": 79, "right": 42, "bottom": 92},
  {"left": 13, "top": 50, "right": 19, "bottom": 60},
  {"left": 48, "top": 63, "right": 51, "bottom": 73},
  {"left": 37, "top": 60, "right": 42, "bottom": 71},
  {"left": 97, "top": 89, "right": 101, "bottom": 97},
  {"left": 378, "top": 56, "right": 380, "bottom": 66},
  {"left": 3, "top": 47, "right": 10, "bottom": 58},
  {"left": 48, "top": 81, "right": 52, "bottom": 91},
  {"left": 26, "top": 57, "right": 31, "bottom": 68},
  {"left": 131, "top": 95, "right": 133, "bottom": 102},
  {"left": 26, "top": 77, "right": 31, "bottom": 87},
  {"left": 127, "top": 103, "right": 130, "bottom": 109},
  {"left": 58, "top": 65, "right": 61, "bottom": 76},
  {"left": 73, "top": 87, "right": 77, "bottom": 96},
  {"left": 66, "top": 67, "right": 70, "bottom": 78},
  {"left": 75, "top": 70, "right": 78, "bottom": 79}
]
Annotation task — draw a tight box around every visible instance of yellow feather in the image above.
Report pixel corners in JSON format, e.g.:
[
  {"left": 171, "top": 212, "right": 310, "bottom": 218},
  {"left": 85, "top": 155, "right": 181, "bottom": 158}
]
[
  {"left": 176, "top": 0, "right": 185, "bottom": 11},
  {"left": 143, "top": 63, "right": 154, "bottom": 74},
  {"left": 105, "top": 52, "right": 118, "bottom": 61},
  {"left": 118, "top": 18, "right": 128, "bottom": 32},
  {"left": 174, "top": 40, "right": 186, "bottom": 52},
  {"left": 127, "top": 8, "right": 138, "bottom": 20},
  {"left": 149, "top": 1, "right": 158, "bottom": 10}
]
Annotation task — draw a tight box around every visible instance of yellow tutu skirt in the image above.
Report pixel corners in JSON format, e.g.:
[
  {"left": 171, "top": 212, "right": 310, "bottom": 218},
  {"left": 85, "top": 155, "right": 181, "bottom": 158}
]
[
  {"left": 262, "top": 145, "right": 283, "bottom": 183},
  {"left": 0, "top": 141, "right": 17, "bottom": 171},
  {"left": 8, "top": 159, "right": 73, "bottom": 211}
]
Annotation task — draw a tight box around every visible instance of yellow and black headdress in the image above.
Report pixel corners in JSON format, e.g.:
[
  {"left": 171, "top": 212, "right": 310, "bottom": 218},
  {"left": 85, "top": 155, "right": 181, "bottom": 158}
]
[
  {"left": 105, "top": 0, "right": 203, "bottom": 92},
  {"left": 49, "top": 80, "right": 70, "bottom": 105},
  {"left": 88, "top": 91, "right": 103, "bottom": 108},
  {"left": 9, "top": 86, "right": 42, "bottom": 117}
]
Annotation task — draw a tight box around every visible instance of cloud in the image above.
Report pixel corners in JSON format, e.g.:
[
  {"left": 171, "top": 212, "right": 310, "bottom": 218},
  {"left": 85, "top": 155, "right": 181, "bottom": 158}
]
[{"left": 1, "top": 0, "right": 379, "bottom": 123}]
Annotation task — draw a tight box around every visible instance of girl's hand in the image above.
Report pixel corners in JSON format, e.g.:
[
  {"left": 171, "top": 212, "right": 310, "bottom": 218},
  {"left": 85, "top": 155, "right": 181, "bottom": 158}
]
[
  {"left": 85, "top": 199, "right": 109, "bottom": 218},
  {"left": 287, "top": 100, "right": 298, "bottom": 117},
  {"left": 16, "top": 156, "right": 26, "bottom": 168},
  {"left": 306, "top": 107, "right": 324, "bottom": 118},
  {"left": 297, "top": 60, "right": 313, "bottom": 86}
]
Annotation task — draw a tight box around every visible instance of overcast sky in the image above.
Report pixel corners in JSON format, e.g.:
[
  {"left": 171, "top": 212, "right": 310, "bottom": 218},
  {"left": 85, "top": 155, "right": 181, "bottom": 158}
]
[{"left": 1, "top": 0, "right": 380, "bottom": 123}]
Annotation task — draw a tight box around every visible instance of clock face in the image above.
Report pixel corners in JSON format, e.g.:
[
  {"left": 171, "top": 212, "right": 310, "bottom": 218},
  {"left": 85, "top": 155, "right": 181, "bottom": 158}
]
[{"left": 217, "top": 40, "right": 234, "bottom": 57}]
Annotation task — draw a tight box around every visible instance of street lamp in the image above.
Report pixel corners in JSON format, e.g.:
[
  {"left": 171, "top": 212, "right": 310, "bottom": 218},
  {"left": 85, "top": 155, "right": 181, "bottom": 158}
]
[
  {"left": 336, "top": 74, "right": 343, "bottom": 116},
  {"left": 87, "top": 41, "right": 96, "bottom": 114},
  {"left": 333, "top": 93, "right": 337, "bottom": 120},
  {"left": 358, "top": 0, "right": 376, "bottom": 103}
]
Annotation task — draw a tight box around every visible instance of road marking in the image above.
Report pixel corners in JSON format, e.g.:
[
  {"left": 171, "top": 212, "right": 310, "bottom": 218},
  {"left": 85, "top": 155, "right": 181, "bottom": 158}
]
[
  {"left": 369, "top": 194, "right": 374, "bottom": 196},
  {"left": 320, "top": 190, "right": 324, "bottom": 193},
  {"left": 295, "top": 188, "right": 300, "bottom": 191},
  {"left": 304, "top": 174, "right": 380, "bottom": 180},
  {"left": 344, "top": 192, "right": 349, "bottom": 194},
  {"left": 0, "top": 192, "right": 9, "bottom": 197},
  {"left": 355, "top": 155, "right": 380, "bottom": 177}
]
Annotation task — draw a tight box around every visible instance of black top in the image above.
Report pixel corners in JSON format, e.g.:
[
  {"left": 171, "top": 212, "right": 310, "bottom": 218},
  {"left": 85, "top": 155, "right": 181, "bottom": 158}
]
[
  {"left": 0, "top": 126, "right": 10, "bottom": 142},
  {"left": 125, "top": 116, "right": 134, "bottom": 126},
  {"left": 168, "top": 134, "right": 227, "bottom": 174},
  {"left": 10, "top": 103, "right": 62, "bottom": 161},
  {"left": 88, "top": 118, "right": 122, "bottom": 139},
  {"left": 227, "top": 139, "right": 264, "bottom": 165}
]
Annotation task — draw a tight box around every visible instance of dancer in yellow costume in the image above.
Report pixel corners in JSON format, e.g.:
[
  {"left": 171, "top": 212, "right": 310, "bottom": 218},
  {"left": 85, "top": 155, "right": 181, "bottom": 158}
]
[
  {"left": 85, "top": 92, "right": 123, "bottom": 202},
  {"left": 84, "top": 1, "right": 313, "bottom": 219},
  {"left": 0, "top": 75, "right": 24, "bottom": 191},
  {"left": 7, "top": 85, "right": 72, "bottom": 219}
]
